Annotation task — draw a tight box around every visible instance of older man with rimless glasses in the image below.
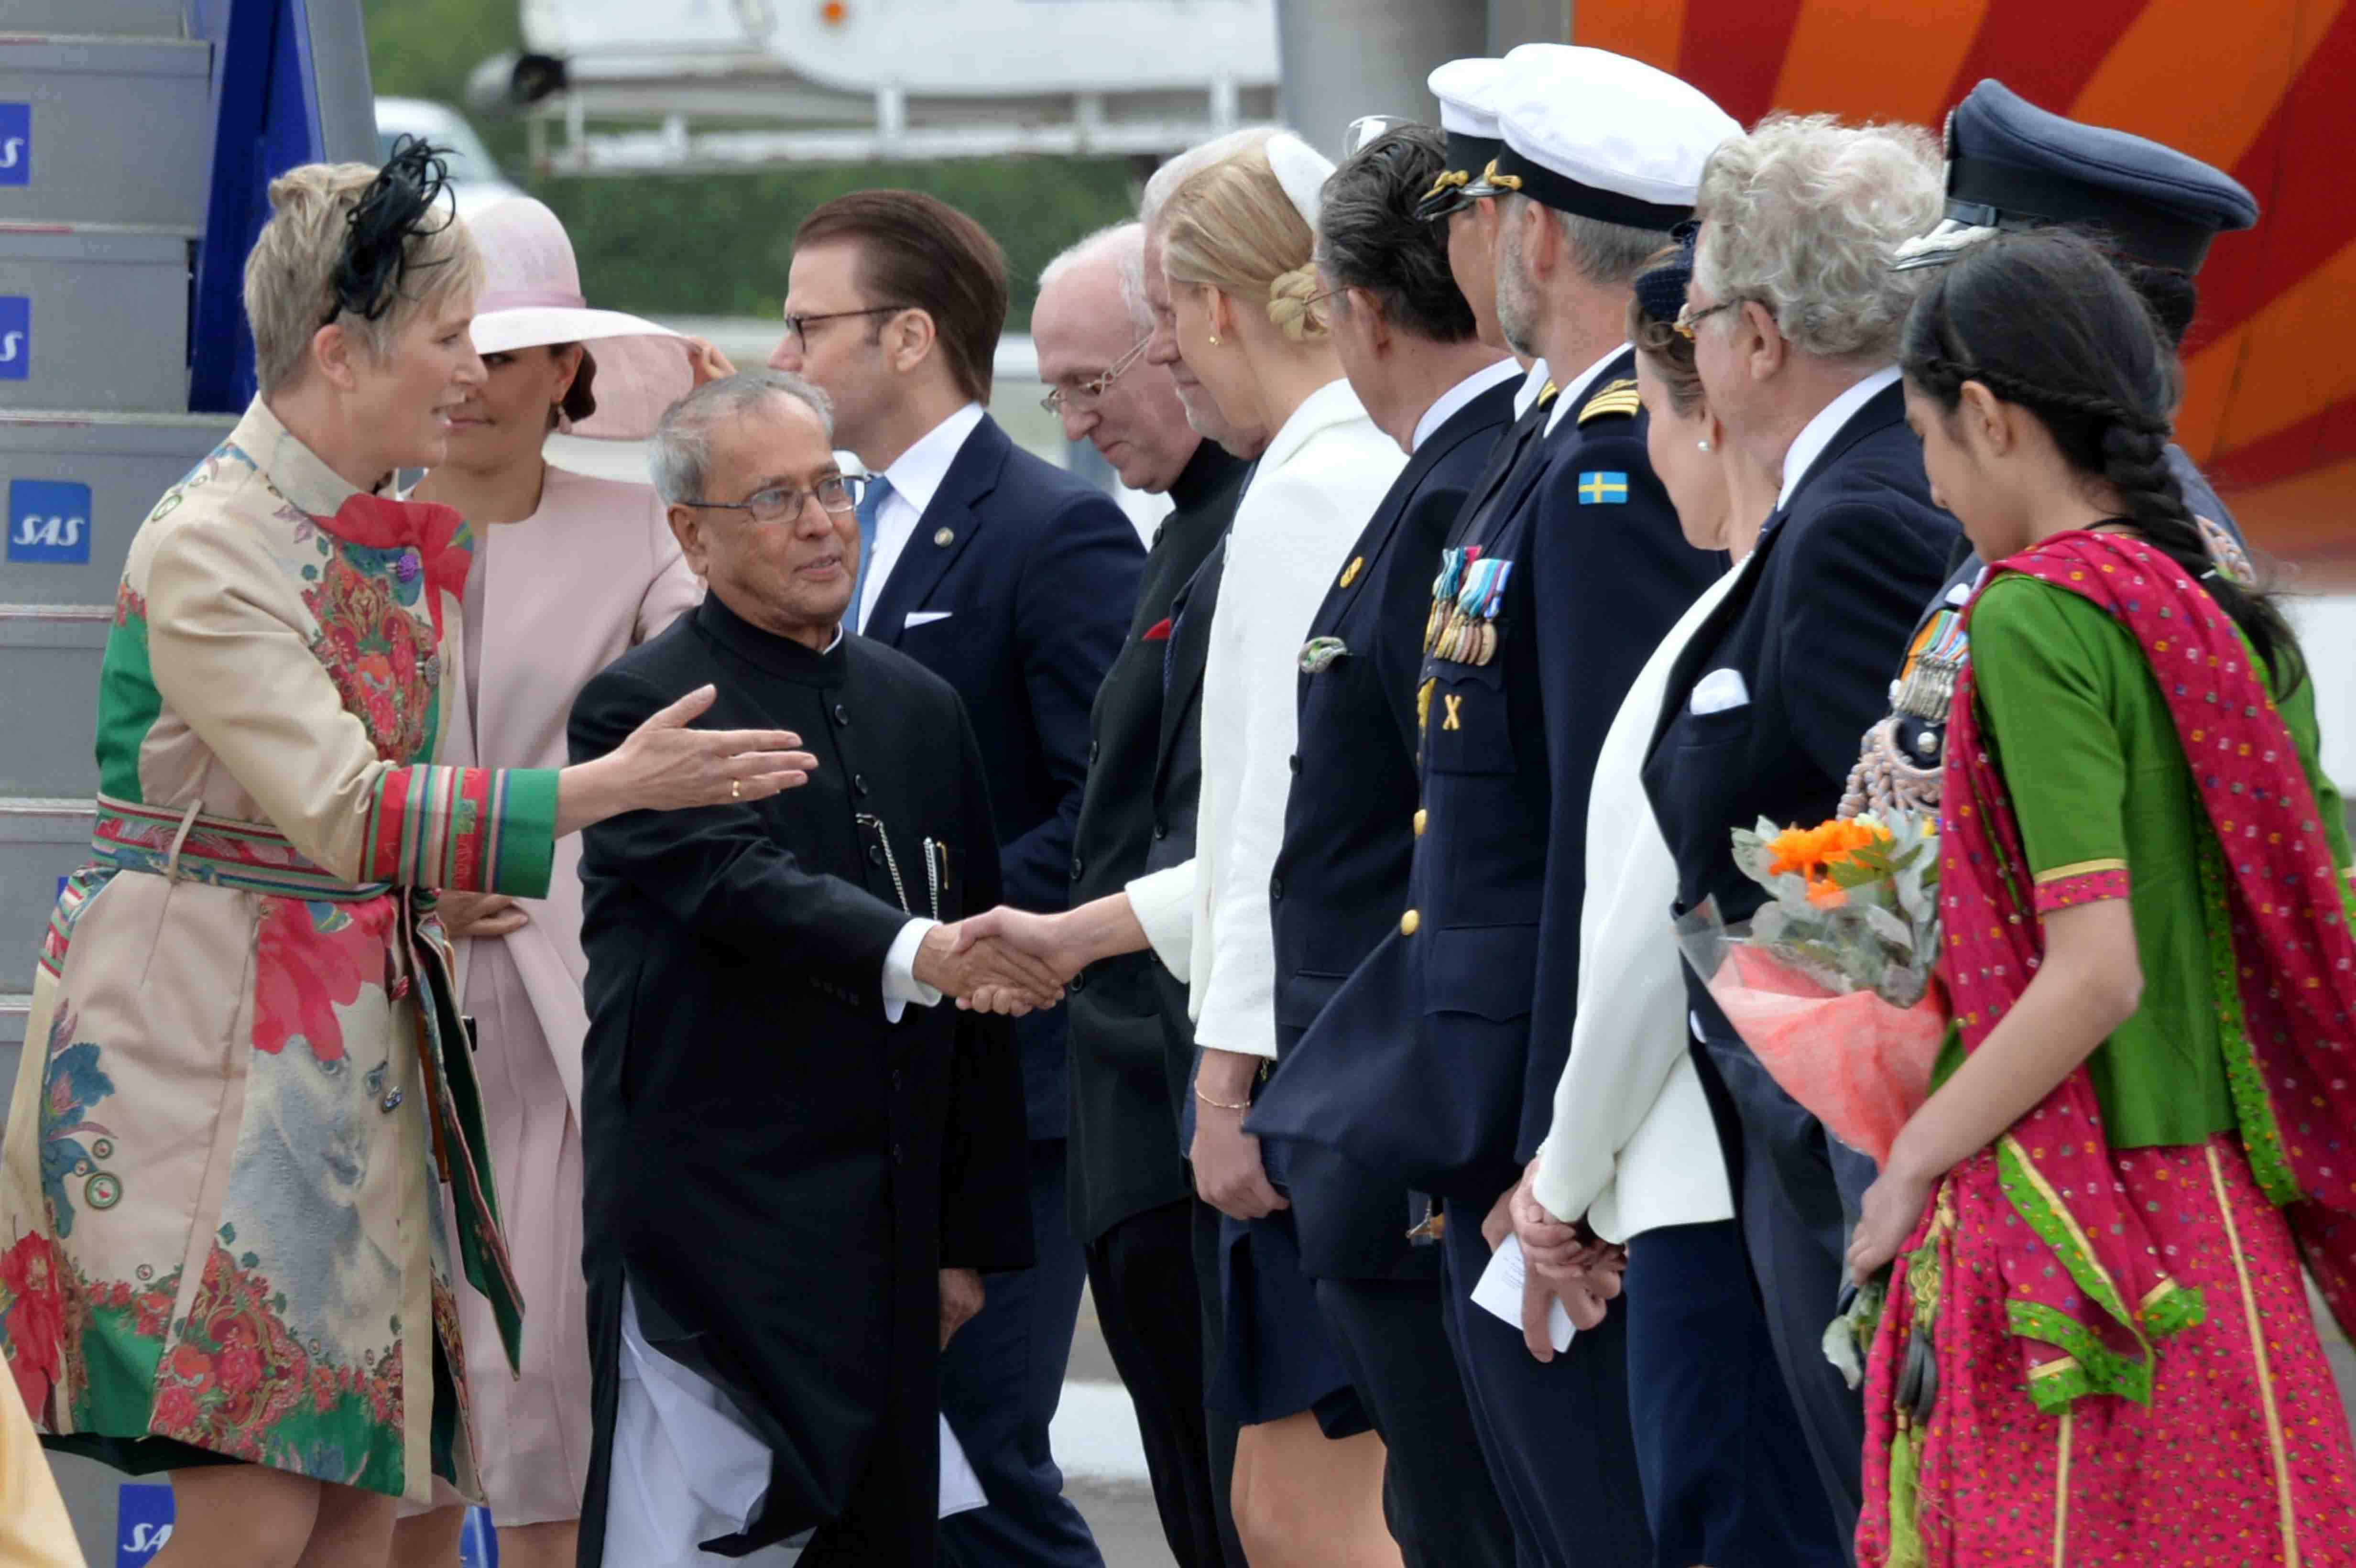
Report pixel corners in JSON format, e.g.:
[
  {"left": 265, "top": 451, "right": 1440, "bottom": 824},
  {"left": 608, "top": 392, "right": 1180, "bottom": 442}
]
[
  {"left": 569, "top": 369, "right": 1060, "bottom": 1567},
  {"left": 769, "top": 189, "right": 1142, "bottom": 1568},
  {"left": 1030, "top": 220, "right": 1258, "bottom": 1568}
]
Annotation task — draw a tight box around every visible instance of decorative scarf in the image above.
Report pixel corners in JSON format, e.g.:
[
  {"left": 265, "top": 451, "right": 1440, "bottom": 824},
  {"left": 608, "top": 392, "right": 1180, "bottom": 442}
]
[
  {"left": 1938, "top": 529, "right": 2356, "bottom": 1409},
  {"left": 312, "top": 491, "right": 474, "bottom": 640}
]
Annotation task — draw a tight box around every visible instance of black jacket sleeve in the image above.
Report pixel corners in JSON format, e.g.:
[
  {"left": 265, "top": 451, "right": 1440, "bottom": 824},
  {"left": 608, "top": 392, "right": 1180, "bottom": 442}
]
[
  {"left": 569, "top": 664, "right": 910, "bottom": 983},
  {"left": 1520, "top": 433, "right": 1719, "bottom": 1161},
  {"left": 1000, "top": 492, "right": 1145, "bottom": 912},
  {"left": 938, "top": 710, "right": 1039, "bottom": 1273}
]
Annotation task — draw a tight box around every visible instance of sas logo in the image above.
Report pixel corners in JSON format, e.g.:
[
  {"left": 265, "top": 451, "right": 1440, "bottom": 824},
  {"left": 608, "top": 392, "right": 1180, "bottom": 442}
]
[
  {"left": 117, "top": 1481, "right": 174, "bottom": 1565},
  {"left": 0, "top": 294, "right": 26, "bottom": 379},
  {"left": 0, "top": 102, "right": 26, "bottom": 186},
  {"left": 8, "top": 479, "right": 92, "bottom": 564},
  {"left": 0, "top": 101, "right": 27, "bottom": 184}
]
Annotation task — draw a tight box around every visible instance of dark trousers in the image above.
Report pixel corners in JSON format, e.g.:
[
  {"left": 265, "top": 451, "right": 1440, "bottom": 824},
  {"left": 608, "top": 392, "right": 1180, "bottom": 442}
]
[
  {"left": 1085, "top": 1197, "right": 1238, "bottom": 1568},
  {"left": 1624, "top": 1220, "right": 1848, "bottom": 1568},
  {"left": 1192, "top": 1192, "right": 1250, "bottom": 1565},
  {"left": 1316, "top": 1275, "right": 1516, "bottom": 1568},
  {"left": 1691, "top": 1035, "right": 1866, "bottom": 1548},
  {"left": 1439, "top": 1198, "right": 1652, "bottom": 1568},
  {"left": 938, "top": 1139, "right": 1105, "bottom": 1568}
]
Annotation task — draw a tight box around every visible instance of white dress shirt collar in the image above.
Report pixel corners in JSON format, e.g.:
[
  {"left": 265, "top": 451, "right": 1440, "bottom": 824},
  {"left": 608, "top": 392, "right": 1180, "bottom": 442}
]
[
  {"left": 1412, "top": 359, "right": 1523, "bottom": 453},
  {"left": 875, "top": 400, "right": 987, "bottom": 516},
  {"left": 1776, "top": 366, "right": 1901, "bottom": 511},
  {"left": 1543, "top": 345, "right": 1634, "bottom": 436},
  {"left": 1511, "top": 358, "right": 1552, "bottom": 417}
]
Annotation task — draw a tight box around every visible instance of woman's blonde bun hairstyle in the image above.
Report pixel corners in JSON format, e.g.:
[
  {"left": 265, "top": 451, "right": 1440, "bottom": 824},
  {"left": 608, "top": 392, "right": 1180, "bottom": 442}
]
[{"left": 1161, "top": 142, "right": 1328, "bottom": 343}]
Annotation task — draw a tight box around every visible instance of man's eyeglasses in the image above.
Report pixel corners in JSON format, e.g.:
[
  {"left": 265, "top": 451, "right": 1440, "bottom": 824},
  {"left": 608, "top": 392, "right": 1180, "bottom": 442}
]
[
  {"left": 1673, "top": 297, "right": 1739, "bottom": 340},
  {"left": 780, "top": 305, "right": 912, "bottom": 353},
  {"left": 677, "top": 472, "right": 870, "bottom": 525},
  {"left": 1039, "top": 335, "right": 1153, "bottom": 416}
]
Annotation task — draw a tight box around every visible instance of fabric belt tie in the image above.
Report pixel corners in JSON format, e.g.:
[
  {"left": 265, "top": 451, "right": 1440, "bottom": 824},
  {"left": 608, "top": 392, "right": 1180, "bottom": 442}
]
[{"left": 90, "top": 794, "right": 389, "bottom": 901}]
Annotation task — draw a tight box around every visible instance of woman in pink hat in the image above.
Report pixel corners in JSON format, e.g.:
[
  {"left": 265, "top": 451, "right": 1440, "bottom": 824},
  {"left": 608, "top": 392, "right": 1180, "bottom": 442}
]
[{"left": 389, "top": 196, "right": 713, "bottom": 1568}]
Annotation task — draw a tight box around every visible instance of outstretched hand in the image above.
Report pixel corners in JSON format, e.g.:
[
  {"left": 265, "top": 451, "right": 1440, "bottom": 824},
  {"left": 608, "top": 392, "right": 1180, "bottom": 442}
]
[{"left": 913, "top": 920, "right": 1066, "bottom": 1015}]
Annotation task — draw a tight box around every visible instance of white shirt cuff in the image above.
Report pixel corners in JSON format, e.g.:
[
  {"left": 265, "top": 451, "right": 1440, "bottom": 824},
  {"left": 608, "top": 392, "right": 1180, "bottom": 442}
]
[
  {"left": 883, "top": 918, "right": 942, "bottom": 1023},
  {"left": 1125, "top": 861, "right": 1196, "bottom": 981}
]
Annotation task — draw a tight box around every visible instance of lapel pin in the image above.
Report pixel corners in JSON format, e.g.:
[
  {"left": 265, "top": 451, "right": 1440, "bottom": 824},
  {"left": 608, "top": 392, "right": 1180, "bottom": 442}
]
[{"left": 934, "top": 527, "right": 955, "bottom": 546}]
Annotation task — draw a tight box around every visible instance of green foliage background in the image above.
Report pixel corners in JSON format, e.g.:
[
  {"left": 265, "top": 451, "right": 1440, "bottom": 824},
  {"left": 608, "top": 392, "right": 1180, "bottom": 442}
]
[{"left": 363, "top": 0, "right": 1143, "bottom": 328}]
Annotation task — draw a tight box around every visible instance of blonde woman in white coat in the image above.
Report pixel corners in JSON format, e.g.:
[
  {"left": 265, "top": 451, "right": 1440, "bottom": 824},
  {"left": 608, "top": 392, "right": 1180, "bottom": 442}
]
[
  {"left": 958, "top": 135, "right": 1408, "bottom": 1566},
  {"left": 389, "top": 198, "right": 705, "bottom": 1568}
]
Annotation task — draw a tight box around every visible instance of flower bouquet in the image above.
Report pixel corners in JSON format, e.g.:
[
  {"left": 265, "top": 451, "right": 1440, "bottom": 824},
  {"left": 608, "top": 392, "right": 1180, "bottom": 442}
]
[{"left": 1675, "top": 813, "right": 1949, "bottom": 1165}]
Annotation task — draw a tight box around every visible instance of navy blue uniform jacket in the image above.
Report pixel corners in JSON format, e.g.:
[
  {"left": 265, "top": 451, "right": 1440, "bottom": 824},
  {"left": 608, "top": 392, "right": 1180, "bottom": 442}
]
[
  {"left": 862, "top": 412, "right": 1145, "bottom": 1138},
  {"left": 1254, "top": 352, "right": 1723, "bottom": 1202},
  {"left": 1266, "top": 374, "right": 1518, "bottom": 1276}
]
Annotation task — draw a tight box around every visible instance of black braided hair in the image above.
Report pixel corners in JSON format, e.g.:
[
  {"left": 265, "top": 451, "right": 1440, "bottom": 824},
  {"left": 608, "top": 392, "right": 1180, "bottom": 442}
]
[
  {"left": 1901, "top": 229, "right": 2303, "bottom": 693},
  {"left": 322, "top": 135, "right": 457, "bottom": 328}
]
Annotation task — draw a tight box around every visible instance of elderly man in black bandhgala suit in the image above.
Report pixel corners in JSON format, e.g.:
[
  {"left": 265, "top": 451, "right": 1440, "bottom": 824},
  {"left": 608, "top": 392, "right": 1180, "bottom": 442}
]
[{"left": 569, "top": 370, "right": 1054, "bottom": 1568}]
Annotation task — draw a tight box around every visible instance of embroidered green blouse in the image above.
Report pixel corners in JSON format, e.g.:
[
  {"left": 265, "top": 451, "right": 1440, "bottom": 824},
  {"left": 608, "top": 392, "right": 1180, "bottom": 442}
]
[{"left": 1952, "top": 573, "right": 2353, "bottom": 1148}]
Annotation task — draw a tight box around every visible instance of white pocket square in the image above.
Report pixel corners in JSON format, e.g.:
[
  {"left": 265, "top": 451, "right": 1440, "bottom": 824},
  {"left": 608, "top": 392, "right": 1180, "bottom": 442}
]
[
  {"left": 904, "top": 610, "right": 954, "bottom": 628},
  {"left": 1689, "top": 667, "right": 1750, "bottom": 716}
]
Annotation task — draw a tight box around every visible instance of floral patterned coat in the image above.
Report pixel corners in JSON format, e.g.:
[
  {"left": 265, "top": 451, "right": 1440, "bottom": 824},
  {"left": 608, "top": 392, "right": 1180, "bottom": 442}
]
[{"left": 0, "top": 398, "right": 559, "bottom": 1503}]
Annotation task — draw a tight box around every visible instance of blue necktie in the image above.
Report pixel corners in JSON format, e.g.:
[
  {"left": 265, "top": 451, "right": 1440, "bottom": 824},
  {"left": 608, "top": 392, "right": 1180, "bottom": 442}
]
[{"left": 851, "top": 474, "right": 894, "bottom": 633}]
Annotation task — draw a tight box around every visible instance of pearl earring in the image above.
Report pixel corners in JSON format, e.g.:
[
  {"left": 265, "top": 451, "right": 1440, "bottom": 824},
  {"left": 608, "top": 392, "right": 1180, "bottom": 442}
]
[
  {"left": 1208, "top": 333, "right": 1220, "bottom": 346},
  {"left": 1697, "top": 438, "right": 1712, "bottom": 452}
]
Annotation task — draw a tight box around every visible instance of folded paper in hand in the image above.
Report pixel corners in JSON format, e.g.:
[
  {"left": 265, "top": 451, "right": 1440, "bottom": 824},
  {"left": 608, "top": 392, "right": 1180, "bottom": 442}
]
[{"left": 1471, "top": 1235, "right": 1574, "bottom": 1353}]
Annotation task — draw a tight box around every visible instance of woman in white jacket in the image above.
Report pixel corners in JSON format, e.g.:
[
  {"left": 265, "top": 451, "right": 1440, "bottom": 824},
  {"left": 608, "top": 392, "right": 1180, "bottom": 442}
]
[{"left": 961, "top": 134, "right": 1408, "bottom": 1566}]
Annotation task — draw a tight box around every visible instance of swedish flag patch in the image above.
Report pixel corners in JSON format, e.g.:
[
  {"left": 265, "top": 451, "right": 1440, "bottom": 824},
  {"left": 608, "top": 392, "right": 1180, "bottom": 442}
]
[{"left": 1578, "top": 471, "right": 1629, "bottom": 505}]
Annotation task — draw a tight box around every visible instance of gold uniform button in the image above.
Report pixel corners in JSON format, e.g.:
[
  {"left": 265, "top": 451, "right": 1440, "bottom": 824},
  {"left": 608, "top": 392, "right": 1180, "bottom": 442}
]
[
  {"left": 1413, "top": 808, "right": 1428, "bottom": 837},
  {"left": 1400, "top": 909, "right": 1420, "bottom": 936}
]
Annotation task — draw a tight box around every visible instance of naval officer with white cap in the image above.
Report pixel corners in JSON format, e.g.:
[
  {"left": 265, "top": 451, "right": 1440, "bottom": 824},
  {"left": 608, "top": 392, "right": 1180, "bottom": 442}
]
[{"left": 1251, "top": 45, "right": 1731, "bottom": 1566}]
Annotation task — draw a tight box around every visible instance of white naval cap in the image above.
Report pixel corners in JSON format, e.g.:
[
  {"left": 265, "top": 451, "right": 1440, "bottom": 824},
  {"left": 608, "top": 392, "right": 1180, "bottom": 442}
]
[
  {"left": 1490, "top": 44, "right": 1742, "bottom": 229},
  {"left": 1420, "top": 56, "right": 1509, "bottom": 218}
]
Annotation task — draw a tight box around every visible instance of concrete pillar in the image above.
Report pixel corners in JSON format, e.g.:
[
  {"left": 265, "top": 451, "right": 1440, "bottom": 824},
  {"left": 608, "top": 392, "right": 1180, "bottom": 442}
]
[
  {"left": 1489, "top": 0, "right": 1573, "bottom": 51},
  {"left": 1273, "top": 0, "right": 1487, "bottom": 157}
]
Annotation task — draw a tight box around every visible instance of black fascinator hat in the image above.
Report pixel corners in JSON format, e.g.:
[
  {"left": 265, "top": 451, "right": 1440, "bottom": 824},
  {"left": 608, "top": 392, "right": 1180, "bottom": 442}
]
[
  {"left": 321, "top": 135, "right": 457, "bottom": 327},
  {"left": 1632, "top": 223, "right": 1698, "bottom": 328}
]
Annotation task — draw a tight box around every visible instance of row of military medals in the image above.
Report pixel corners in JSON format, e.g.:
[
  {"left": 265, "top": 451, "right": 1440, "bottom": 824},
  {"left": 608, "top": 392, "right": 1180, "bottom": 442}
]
[{"left": 1425, "top": 545, "right": 1511, "bottom": 665}]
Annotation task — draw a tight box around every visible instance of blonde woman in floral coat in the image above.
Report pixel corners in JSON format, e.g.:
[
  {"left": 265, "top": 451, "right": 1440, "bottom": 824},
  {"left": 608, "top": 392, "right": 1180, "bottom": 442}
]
[{"left": 0, "top": 144, "right": 813, "bottom": 1568}]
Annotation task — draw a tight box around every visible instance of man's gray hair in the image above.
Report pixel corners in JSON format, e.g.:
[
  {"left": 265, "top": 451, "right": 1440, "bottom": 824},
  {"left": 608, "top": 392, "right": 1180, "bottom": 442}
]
[
  {"left": 1693, "top": 113, "right": 1943, "bottom": 363},
  {"left": 1511, "top": 195, "right": 1672, "bottom": 291},
  {"left": 1041, "top": 221, "right": 1149, "bottom": 331},
  {"left": 648, "top": 370, "right": 835, "bottom": 504},
  {"left": 1140, "top": 126, "right": 1283, "bottom": 232}
]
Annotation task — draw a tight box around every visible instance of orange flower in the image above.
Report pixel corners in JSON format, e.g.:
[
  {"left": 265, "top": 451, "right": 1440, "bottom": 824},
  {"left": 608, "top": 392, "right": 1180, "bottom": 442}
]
[
  {"left": 1805, "top": 877, "right": 1849, "bottom": 909},
  {"left": 1767, "top": 818, "right": 1890, "bottom": 881}
]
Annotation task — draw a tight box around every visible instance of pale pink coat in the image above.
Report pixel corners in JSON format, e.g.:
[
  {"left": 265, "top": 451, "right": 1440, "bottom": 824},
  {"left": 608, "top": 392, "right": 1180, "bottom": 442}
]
[{"left": 441, "top": 463, "right": 701, "bottom": 1524}]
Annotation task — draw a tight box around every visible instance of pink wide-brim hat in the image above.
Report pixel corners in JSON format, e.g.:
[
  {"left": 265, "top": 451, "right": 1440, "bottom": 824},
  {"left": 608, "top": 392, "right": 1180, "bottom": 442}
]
[{"left": 465, "top": 196, "right": 692, "bottom": 442}]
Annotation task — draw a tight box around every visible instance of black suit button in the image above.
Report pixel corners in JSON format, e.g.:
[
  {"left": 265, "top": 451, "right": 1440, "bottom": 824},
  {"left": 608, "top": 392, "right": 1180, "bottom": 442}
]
[
  {"left": 834, "top": 702, "right": 851, "bottom": 725},
  {"left": 1269, "top": 875, "right": 1284, "bottom": 900},
  {"left": 1069, "top": 971, "right": 1087, "bottom": 993},
  {"left": 1072, "top": 854, "right": 1085, "bottom": 878},
  {"left": 853, "top": 772, "right": 870, "bottom": 795},
  {"left": 891, "top": 1068, "right": 905, "bottom": 1090},
  {"left": 1152, "top": 822, "right": 1168, "bottom": 840},
  {"left": 1088, "top": 740, "right": 1100, "bottom": 764},
  {"left": 868, "top": 844, "right": 885, "bottom": 866},
  {"left": 891, "top": 1142, "right": 905, "bottom": 1165},
  {"left": 1288, "top": 753, "right": 1301, "bottom": 773}
]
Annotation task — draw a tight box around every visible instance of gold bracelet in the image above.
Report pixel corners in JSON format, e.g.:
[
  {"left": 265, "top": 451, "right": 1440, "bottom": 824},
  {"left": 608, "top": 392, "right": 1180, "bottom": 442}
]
[{"left": 1193, "top": 1087, "right": 1252, "bottom": 1113}]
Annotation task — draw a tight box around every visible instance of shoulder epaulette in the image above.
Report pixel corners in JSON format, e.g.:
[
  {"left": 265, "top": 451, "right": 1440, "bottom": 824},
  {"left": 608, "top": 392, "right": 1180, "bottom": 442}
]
[
  {"left": 1534, "top": 380, "right": 1560, "bottom": 408},
  {"left": 1577, "top": 377, "right": 1641, "bottom": 425}
]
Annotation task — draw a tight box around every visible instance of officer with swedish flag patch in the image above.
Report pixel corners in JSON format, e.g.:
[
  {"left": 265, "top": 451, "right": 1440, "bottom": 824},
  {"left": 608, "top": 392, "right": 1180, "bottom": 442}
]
[{"left": 1250, "top": 45, "right": 1735, "bottom": 1567}]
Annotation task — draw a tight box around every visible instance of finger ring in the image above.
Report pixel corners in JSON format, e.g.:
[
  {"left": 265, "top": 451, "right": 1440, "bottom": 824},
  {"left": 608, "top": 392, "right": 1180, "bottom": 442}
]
[{"left": 731, "top": 779, "right": 742, "bottom": 800}]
